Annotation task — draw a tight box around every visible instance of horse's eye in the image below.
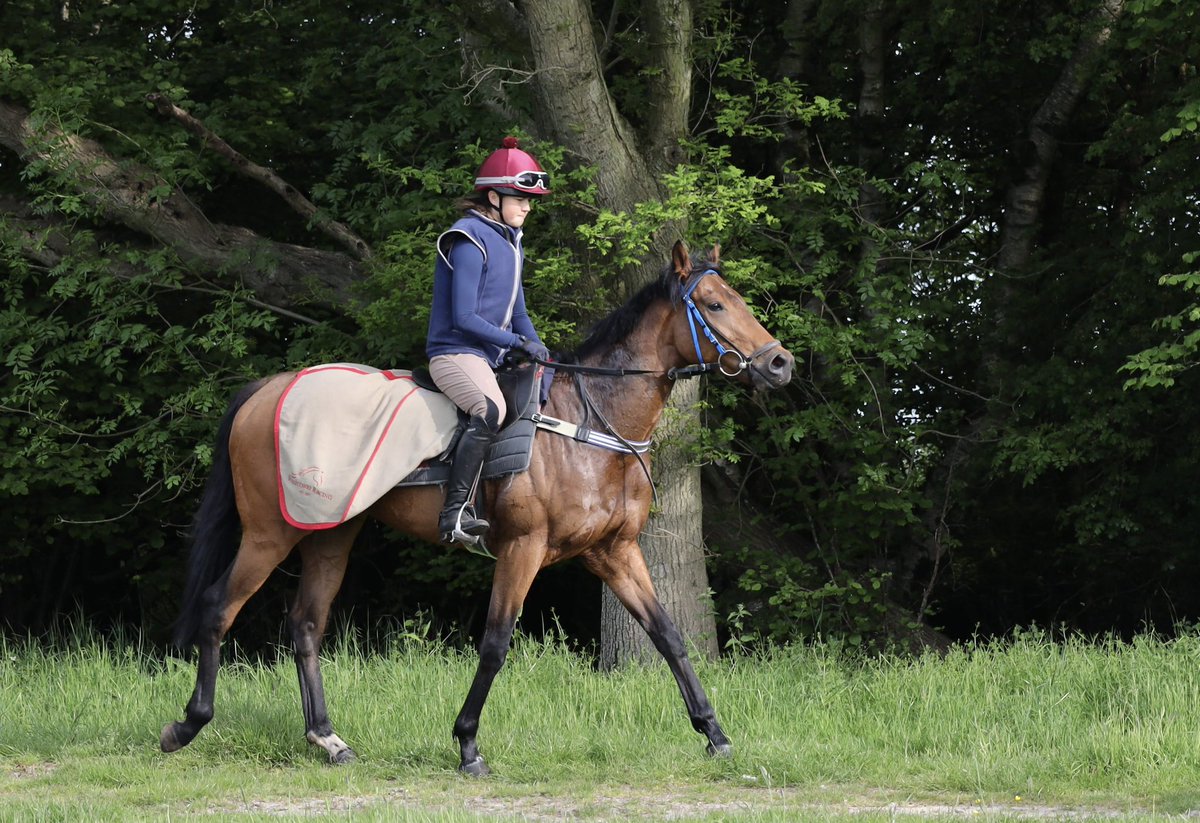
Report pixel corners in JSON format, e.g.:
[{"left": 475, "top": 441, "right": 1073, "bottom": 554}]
[{"left": 707, "top": 302, "right": 723, "bottom": 312}]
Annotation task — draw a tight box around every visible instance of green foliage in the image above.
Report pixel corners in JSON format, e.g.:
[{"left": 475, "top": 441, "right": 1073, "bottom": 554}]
[
  {"left": 709, "top": 58, "right": 845, "bottom": 140},
  {"left": 5, "top": 0, "right": 1200, "bottom": 654},
  {"left": 1121, "top": 257, "right": 1200, "bottom": 389},
  {"left": 0, "top": 0, "right": 498, "bottom": 636},
  {"left": 0, "top": 208, "right": 284, "bottom": 618}
]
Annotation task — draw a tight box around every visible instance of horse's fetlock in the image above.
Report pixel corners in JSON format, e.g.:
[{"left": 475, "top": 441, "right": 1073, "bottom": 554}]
[
  {"left": 690, "top": 711, "right": 718, "bottom": 735},
  {"left": 453, "top": 720, "right": 479, "bottom": 740},
  {"left": 185, "top": 701, "right": 214, "bottom": 726},
  {"left": 307, "top": 720, "right": 334, "bottom": 739}
]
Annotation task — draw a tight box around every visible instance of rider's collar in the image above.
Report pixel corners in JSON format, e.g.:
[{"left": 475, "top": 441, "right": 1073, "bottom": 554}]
[{"left": 468, "top": 209, "right": 523, "bottom": 242}]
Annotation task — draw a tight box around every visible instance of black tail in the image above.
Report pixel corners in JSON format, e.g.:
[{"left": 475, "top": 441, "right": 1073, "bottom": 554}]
[{"left": 172, "top": 379, "right": 268, "bottom": 649}]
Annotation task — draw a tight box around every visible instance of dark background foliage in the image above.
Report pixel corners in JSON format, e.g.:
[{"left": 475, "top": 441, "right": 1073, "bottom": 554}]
[{"left": 3, "top": 0, "right": 1199, "bottom": 652}]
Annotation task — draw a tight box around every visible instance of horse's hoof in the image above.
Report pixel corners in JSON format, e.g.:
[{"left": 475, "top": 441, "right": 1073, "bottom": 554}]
[
  {"left": 330, "top": 747, "right": 357, "bottom": 765},
  {"left": 459, "top": 755, "right": 491, "bottom": 777},
  {"left": 706, "top": 741, "right": 733, "bottom": 758},
  {"left": 160, "top": 722, "right": 183, "bottom": 753}
]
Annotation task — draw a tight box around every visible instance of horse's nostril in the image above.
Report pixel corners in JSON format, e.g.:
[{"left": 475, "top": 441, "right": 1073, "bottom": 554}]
[{"left": 769, "top": 353, "right": 791, "bottom": 374}]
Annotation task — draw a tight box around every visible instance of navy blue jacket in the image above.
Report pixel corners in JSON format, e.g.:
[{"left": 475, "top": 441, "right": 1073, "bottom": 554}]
[{"left": 426, "top": 211, "right": 541, "bottom": 367}]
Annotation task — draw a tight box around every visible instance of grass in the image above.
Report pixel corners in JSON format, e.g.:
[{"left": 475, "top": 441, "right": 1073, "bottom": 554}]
[{"left": 3, "top": 627, "right": 1200, "bottom": 820}]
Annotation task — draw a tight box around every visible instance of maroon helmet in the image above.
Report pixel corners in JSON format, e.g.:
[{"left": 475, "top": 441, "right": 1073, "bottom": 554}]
[{"left": 474, "top": 137, "right": 551, "bottom": 196}]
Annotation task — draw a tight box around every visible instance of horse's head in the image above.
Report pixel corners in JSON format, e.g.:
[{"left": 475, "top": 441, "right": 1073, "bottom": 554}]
[{"left": 670, "top": 241, "right": 794, "bottom": 390}]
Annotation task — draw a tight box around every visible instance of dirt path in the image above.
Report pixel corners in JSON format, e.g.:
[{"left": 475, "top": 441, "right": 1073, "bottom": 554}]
[{"left": 218, "top": 786, "right": 1194, "bottom": 820}]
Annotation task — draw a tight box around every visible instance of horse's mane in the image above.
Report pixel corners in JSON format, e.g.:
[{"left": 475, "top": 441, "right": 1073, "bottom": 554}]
[{"left": 570, "top": 252, "right": 716, "bottom": 362}]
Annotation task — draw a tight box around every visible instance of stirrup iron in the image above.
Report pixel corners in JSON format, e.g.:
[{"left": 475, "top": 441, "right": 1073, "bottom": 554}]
[{"left": 441, "top": 506, "right": 494, "bottom": 559}]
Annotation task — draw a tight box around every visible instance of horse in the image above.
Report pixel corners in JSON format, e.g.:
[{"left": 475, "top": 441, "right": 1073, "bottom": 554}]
[{"left": 160, "top": 240, "right": 795, "bottom": 775}]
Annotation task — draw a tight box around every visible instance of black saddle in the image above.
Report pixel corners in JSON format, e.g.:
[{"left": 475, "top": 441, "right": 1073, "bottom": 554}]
[{"left": 397, "top": 362, "right": 543, "bottom": 487}]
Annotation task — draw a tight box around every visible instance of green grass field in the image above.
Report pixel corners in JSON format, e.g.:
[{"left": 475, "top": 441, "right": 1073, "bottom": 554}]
[{"left": 3, "top": 627, "right": 1200, "bottom": 820}]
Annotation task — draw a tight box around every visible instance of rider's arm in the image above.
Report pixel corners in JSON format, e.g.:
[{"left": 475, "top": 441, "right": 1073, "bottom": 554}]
[{"left": 448, "top": 241, "right": 523, "bottom": 348}]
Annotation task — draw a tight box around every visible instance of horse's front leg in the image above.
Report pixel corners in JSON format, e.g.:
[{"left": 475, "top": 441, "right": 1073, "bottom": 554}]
[
  {"left": 453, "top": 539, "right": 543, "bottom": 776},
  {"left": 584, "top": 542, "right": 732, "bottom": 757}
]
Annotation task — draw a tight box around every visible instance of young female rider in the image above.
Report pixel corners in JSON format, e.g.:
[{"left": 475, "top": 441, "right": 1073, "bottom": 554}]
[{"left": 427, "top": 137, "right": 551, "bottom": 547}]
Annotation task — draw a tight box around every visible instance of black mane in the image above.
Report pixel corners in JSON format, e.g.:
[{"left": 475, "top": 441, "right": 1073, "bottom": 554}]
[{"left": 571, "top": 252, "right": 717, "bottom": 362}]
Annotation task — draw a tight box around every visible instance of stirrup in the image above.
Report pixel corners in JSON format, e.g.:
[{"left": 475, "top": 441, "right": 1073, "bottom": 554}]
[
  {"left": 441, "top": 528, "right": 494, "bottom": 559},
  {"left": 440, "top": 508, "right": 494, "bottom": 559},
  {"left": 445, "top": 529, "right": 495, "bottom": 560}
]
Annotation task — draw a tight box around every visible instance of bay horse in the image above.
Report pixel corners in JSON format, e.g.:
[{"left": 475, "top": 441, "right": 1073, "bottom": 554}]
[{"left": 160, "top": 240, "right": 794, "bottom": 775}]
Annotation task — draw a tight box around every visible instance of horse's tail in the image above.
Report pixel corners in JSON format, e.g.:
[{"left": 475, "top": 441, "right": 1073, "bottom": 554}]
[{"left": 172, "top": 378, "right": 269, "bottom": 649}]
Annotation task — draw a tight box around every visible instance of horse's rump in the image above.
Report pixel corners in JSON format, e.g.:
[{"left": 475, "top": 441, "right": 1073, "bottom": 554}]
[{"left": 275, "top": 364, "right": 458, "bottom": 528}]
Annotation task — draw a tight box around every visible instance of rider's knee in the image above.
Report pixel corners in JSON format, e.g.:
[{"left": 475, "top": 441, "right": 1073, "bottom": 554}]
[{"left": 476, "top": 397, "right": 503, "bottom": 433}]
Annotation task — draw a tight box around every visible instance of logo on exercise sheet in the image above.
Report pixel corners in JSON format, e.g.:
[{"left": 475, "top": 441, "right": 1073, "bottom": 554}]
[{"left": 287, "top": 466, "right": 332, "bottom": 500}]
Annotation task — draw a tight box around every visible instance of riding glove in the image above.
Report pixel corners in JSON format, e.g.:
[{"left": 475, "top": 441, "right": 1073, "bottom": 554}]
[{"left": 514, "top": 335, "right": 550, "bottom": 362}]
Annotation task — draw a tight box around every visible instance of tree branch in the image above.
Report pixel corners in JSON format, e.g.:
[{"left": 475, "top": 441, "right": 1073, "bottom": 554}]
[
  {"left": 452, "top": 0, "right": 533, "bottom": 123},
  {"left": 145, "top": 93, "right": 372, "bottom": 261},
  {"left": 0, "top": 97, "right": 363, "bottom": 311},
  {"left": 0, "top": 203, "right": 323, "bottom": 324}
]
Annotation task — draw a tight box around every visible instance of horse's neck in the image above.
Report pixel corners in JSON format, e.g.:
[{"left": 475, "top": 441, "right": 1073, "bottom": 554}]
[{"left": 551, "top": 302, "right": 680, "bottom": 442}]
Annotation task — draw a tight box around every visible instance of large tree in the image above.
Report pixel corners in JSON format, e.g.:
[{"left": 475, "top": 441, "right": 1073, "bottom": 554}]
[
  {"left": 0, "top": 0, "right": 740, "bottom": 658},
  {"left": 6, "top": 0, "right": 1200, "bottom": 652},
  {"left": 454, "top": 0, "right": 719, "bottom": 664}
]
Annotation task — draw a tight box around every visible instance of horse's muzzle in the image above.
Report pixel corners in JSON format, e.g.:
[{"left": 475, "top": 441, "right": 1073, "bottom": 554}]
[{"left": 749, "top": 342, "right": 794, "bottom": 389}]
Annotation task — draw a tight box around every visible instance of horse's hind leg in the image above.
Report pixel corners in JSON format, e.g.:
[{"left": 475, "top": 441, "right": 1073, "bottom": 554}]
[
  {"left": 289, "top": 521, "right": 363, "bottom": 764},
  {"left": 583, "top": 541, "right": 732, "bottom": 757},
  {"left": 161, "top": 526, "right": 301, "bottom": 753}
]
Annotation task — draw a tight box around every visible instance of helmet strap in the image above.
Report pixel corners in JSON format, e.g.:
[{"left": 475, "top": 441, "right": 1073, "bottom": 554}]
[{"left": 487, "top": 189, "right": 519, "bottom": 228}]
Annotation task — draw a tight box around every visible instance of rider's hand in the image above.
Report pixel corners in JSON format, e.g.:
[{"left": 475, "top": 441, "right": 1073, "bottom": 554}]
[{"left": 514, "top": 335, "right": 550, "bottom": 362}]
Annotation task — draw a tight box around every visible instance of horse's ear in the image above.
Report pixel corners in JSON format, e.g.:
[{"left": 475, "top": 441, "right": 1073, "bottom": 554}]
[
  {"left": 672, "top": 240, "right": 690, "bottom": 281},
  {"left": 710, "top": 243, "right": 721, "bottom": 267}
]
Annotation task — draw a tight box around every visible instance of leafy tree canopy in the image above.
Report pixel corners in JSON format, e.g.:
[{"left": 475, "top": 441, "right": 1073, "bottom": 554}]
[{"left": 3, "top": 0, "right": 1200, "bottom": 652}]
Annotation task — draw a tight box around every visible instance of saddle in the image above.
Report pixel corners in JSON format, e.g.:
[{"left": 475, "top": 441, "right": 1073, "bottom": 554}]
[{"left": 396, "top": 362, "right": 544, "bottom": 487}]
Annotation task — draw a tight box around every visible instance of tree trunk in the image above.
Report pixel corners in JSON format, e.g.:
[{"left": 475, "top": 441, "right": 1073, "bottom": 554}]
[
  {"left": 998, "top": 0, "right": 1126, "bottom": 273},
  {"left": 775, "top": 0, "right": 820, "bottom": 175},
  {"left": 469, "top": 0, "right": 715, "bottom": 666},
  {"left": 600, "top": 379, "right": 718, "bottom": 667}
]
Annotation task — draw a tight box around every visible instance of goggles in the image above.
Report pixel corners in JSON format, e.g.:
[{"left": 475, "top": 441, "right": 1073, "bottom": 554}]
[{"left": 476, "top": 171, "right": 551, "bottom": 190}]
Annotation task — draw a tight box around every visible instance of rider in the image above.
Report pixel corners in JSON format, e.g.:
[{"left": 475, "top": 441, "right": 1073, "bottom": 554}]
[{"left": 427, "top": 137, "right": 551, "bottom": 547}]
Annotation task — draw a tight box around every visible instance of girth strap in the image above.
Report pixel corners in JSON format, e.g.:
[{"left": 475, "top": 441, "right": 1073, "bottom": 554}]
[{"left": 530, "top": 412, "right": 652, "bottom": 454}]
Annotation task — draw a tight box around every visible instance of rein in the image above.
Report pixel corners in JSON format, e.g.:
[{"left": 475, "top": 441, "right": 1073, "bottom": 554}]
[
  {"left": 522, "top": 267, "right": 780, "bottom": 504},
  {"left": 524, "top": 269, "right": 781, "bottom": 380},
  {"left": 521, "top": 357, "right": 715, "bottom": 380}
]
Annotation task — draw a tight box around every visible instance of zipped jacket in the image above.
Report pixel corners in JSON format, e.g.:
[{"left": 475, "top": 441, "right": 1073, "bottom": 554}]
[{"left": 426, "top": 210, "right": 541, "bottom": 367}]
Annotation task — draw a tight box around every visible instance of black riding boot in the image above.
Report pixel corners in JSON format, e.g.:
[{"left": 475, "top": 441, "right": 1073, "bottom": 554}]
[{"left": 439, "top": 415, "right": 495, "bottom": 550}]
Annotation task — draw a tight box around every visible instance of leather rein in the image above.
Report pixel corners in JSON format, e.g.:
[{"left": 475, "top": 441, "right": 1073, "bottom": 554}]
[
  {"left": 524, "top": 269, "right": 782, "bottom": 503},
  {"left": 527, "top": 269, "right": 783, "bottom": 381}
]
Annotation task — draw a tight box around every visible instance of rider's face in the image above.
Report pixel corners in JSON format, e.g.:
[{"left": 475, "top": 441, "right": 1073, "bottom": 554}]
[{"left": 489, "top": 192, "right": 534, "bottom": 228}]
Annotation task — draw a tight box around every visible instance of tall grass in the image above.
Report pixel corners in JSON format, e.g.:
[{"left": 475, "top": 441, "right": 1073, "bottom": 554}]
[{"left": 3, "top": 625, "right": 1200, "bottom": 819}]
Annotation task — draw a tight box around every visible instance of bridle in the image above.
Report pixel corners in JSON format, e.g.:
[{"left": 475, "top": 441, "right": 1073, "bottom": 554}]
[
  {"left": 523, "top": 267, "right": 783, "bottom": 502},
  {"left": 680, "top": 269, "right": 783, "bottom": 379},
  {"left": 524, "top": 268, "right": 782, "bottom": 381}
]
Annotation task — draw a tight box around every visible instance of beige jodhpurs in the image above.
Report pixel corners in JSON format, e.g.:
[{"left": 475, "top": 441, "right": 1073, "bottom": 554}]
[{"left": 429, "top": 353, "right": 506, "bottom": 429}]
